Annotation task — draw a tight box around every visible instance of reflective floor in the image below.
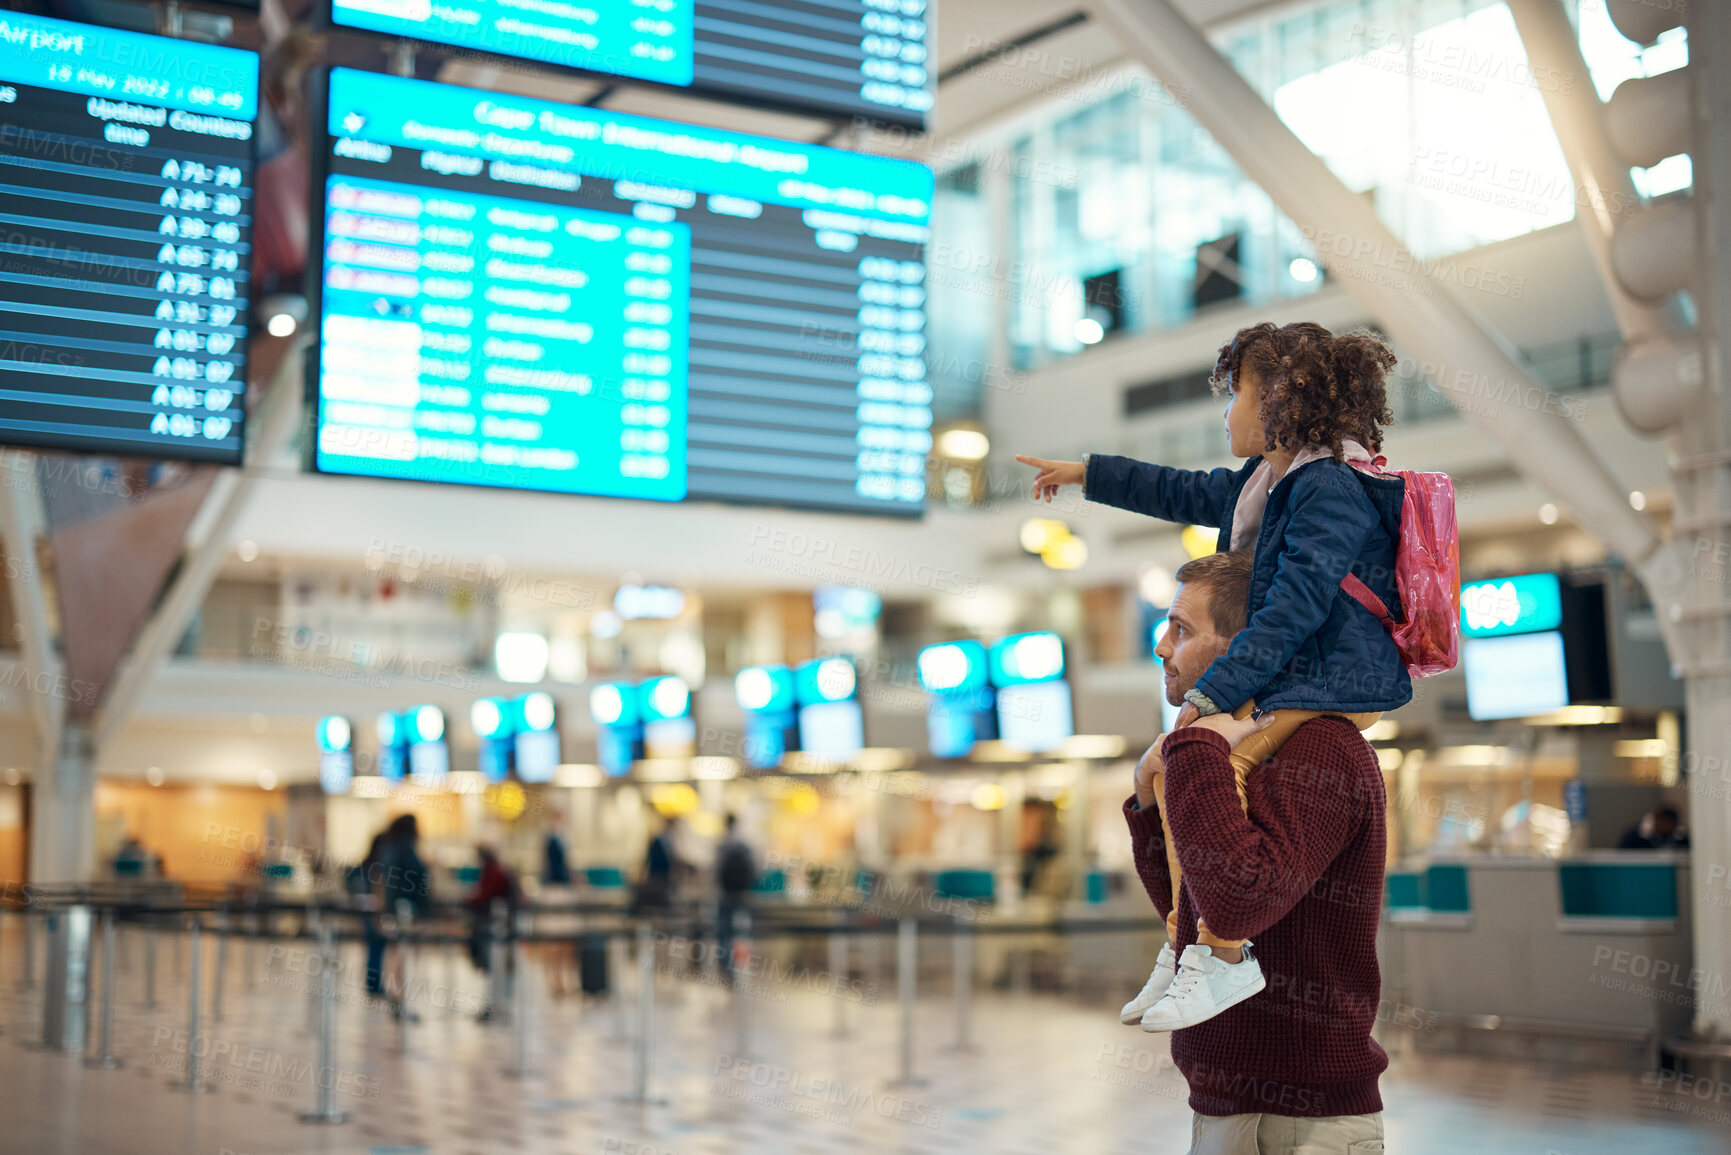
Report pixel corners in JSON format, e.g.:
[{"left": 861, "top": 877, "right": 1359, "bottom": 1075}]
[{"left": 0, "top": 925, "right": 1724, "bottom": 1155}]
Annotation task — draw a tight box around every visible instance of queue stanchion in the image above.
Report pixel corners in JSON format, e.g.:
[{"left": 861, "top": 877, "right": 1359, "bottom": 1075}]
[
  {"left": 26, "top": 910, "right": 58, "bottom": 1050},
  {"left": 210, "top": 904, "right": 229, "bottom": 1023},
  {"left": 507, "top": 909, "right": 532, "bottom": 1077},
  {"left": 484, "top": 898, "right": 506, "bottom": 1023},
  {"left": 303, "top": 908, "right": 321, "bottom": 1036},
  {"left": 32, "top": 905, "right": 91, "bottom": 1053},
  {"left": 946, "top": 913, "right": 977, "bottom": 1054},
  {"left": 828, "top": 926, "right": 849, "bottom": 1037},
  {"left": 619, "top": 920, "right": 666, "bottom": 1105},
  {"left": 887, "top": 917, "right": 926, "bottom": 1087},
  {"left": 729, "top": 907, "right": 752, "bottom": 1058},
  {"left": 244, "top": 907, "right": 256, "bottom": 991},
  {"left": 84, "top": 909, "right": 123, "bottom": 1068},
  {"left": 18, "top": 903, "right": 35, "bottom": 990},
  {"left": 143, "top": 917, "right": 159, "bottom": 1009},
  {"left": 171, "top": 919, "right": 211, "bottom": 1092},
  {"left": 394, "top": 899, "right": 419, "bottom": 1041},
  {"left": 298, "top": 922, "right": 349, "bottom": 1125}
]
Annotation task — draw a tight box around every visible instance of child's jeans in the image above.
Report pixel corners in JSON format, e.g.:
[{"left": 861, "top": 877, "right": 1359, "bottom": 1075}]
[{"left": 1154, "top": 703, "right": 1381, "bottom": 948}]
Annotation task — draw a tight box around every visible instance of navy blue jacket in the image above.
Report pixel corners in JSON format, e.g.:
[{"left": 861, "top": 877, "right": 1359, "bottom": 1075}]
[{"left": 1087, "top": 454, "right": 1412, "bottom": 714}]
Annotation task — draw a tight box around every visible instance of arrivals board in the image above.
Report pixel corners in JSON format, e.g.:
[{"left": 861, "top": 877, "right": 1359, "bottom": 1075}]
[
  {"left": 313, "top": 67, "right": 932, "bottom": 514},
  {"left": 0, "top": 13, "right": 257, "bottom": 462},
  {"left": 327, "top": 0, "right": 931, "bottom": 129}
]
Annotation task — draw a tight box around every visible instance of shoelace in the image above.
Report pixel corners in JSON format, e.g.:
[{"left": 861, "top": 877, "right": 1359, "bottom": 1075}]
[{"left": 1166, "top": 963, "right": 1207, "bottom": 1000}]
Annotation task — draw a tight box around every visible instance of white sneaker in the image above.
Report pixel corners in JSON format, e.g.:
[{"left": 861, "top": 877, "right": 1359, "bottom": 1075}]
[
  {"left": 1119, "top": 942, "right": 1179, "bottom": 1025},
  {"left": 1140, "top": 943, "right": 1266, "bottom": 1032}
]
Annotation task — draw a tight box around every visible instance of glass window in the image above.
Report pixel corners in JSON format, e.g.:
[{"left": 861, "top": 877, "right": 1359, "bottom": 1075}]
[
  {"left": 982, "top": 0, "right": 1665, "bottom": 372},
  {"left": 925, "top": 164, "right": 995, "bottom": 421}
]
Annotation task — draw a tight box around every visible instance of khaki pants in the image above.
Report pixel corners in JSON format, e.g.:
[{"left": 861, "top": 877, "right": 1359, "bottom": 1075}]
[
  {"left": 1154, "top": 703, "right": 1380, "bottom": 948},
  {"left": 1188, "top": 1110, "right": 1384, "bottom": 1154}
]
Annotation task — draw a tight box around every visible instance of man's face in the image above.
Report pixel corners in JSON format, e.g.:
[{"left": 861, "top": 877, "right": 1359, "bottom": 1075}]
[{"left": 1154, "top": 581, "right": 1234, "bottom": 706}]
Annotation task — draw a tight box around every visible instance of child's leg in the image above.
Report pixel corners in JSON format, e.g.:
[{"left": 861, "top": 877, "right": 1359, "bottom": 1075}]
[
  {"left": 1194, "top": 704, "right": 1337, "bottom": 952},
  {"left": 1154, "top": 767, "right": 1182, "bottom": 941}
]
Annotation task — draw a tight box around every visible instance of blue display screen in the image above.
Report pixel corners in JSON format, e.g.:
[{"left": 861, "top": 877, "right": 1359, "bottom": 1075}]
[
  {"left": 0, "top": 14, "right": 257, "bottom": 463},
  {"left": 1462, "top": 631, "right": 1569, "bottom": 721},
  {"left": 326, "top": 0, "right": 931, "bottom": 129},
  {"left": 314, "top": 68, "right": 932, "bottom": 514},
  {"left": 1460, "top": 573, "right": 1563, "bottom": 639}
]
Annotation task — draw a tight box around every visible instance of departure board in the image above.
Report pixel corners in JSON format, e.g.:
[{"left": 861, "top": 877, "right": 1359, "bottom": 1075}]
[
  {"left": 326, "top": 0, "right": 932, "bottom": 129},
  {"left": 0, "top": 14, "right": 256, "bottom": 463},
  {"left": 313, "top": 68, "right": 932, "bottom": 514}
]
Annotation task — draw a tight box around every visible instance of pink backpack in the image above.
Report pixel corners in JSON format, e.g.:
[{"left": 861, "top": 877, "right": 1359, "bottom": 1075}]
[{"left": 1339, "top": 457, "right": 1462, "bottom": 678}]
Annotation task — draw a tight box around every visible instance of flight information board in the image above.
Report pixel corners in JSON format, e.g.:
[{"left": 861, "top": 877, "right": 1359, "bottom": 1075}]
[
  {"left": 313, "top": 67, "right": 932, "bottom": 514},
  {"left": 0, "top": 13, "right": 256, "bottom": 463},
  {"left": 326, "top": 0, "right": 931, "bottom": 129}
]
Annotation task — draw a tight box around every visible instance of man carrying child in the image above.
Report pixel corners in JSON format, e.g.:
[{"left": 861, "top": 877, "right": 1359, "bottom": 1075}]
[{"left": 1134, "top": 550, "right": 1389, "bottom": 1153}]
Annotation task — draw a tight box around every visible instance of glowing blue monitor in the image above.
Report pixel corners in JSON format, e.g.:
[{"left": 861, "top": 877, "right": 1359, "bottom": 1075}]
[
  {"left": 325, "top": 0, "right": 932, "bottom": 129},
  {"left": 313, "top": 68, "right": 933, "bottom": 515},
  {"left": 0, "top": 13, "right": 258, "bottom": 463}
]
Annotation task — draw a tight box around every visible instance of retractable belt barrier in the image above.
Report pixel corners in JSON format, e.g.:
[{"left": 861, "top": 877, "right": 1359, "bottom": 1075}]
[{"left": 3, "top": 887, "right": 1169, "bottom": 1123}]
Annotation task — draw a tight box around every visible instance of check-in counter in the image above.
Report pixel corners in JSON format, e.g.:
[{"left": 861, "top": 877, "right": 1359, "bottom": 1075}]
[{"left": 1380, "top": 852, "right": 1690, "bottom": 1063}]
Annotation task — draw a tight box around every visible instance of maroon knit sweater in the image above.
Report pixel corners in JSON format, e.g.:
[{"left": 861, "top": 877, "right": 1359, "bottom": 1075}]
[{"left": 1125, "top": 717, "right": 1388, "bottom": 1118}]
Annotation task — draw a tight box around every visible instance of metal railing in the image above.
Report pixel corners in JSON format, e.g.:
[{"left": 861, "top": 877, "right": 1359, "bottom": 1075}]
[{"left": 0, "top": 888, "right": 1166, "bottom": 1124}]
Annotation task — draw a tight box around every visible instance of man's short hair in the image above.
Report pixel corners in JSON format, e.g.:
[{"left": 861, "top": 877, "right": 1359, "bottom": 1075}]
[{"left": 1174, "top": 551, "right": 1253, "bottom": 636}]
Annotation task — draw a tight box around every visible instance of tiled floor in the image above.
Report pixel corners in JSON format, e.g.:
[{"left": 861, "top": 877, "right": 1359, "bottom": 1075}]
[{"left": 1, "top": 925, "right": 1726, "bottom": 1155}]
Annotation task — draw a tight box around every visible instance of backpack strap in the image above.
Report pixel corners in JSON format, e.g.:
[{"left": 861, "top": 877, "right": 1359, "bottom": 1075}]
[{"left": 1340, "top": 572, "right": 1396, "bottom": 631}]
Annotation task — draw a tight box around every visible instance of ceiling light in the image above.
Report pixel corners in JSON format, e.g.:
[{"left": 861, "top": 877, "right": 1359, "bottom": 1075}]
[
  {"left": 495, "top": 632, "right": 550, "bottom": 683},
  {"left": 937, "top": 428, "right": 990, "bottom": 461}
]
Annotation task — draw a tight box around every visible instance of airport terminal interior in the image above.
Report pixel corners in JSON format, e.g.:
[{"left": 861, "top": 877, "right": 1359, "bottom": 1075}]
[{"left": 0, "top": 0, "right": 1728, "bottom": 1151}]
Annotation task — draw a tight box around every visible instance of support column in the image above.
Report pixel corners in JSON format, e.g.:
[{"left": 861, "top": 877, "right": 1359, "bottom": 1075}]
[
  {"left": 1682, "top": 1, "right": 1731, "bottom": 1041},
  {"left": 30, "top": 721, "right": 96, "bottom": 883}
]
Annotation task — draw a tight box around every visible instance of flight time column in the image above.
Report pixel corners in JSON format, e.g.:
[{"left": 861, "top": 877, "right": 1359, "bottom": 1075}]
[
  {"left": 149, "top": 157, "right": 248, "bottom": 447},
  {"left": 618, "top": 221, "right": 685, "bottom": 488},
  {"left": 858, "top": 0, "right": 932, "bottom": 119},
  {"left": 854, "top": 255, "right": 929, "bottom": 504}
]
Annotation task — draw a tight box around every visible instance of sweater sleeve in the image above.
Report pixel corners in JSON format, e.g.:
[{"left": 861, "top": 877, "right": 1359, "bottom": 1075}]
[
  {"left": 1193, "top": 465, "right": 1376, "bottom": 713},
  {"left": 1085, "top": 455, "right": 1241, "bottom": 527},
  {"left": 1123, "top": 795, "right": 1174, "bottom": 922},
  {"left": 1158, "top": 721, "right": 1367, "bottom": 942}
]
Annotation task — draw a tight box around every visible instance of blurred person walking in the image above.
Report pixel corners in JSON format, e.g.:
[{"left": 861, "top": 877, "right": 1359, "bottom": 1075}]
[
  {"left": 633, "top": 814, "right": 684, "bottom": 914},
  {"left": 468, "top": 844, "right": 521, "bottom": 1021},
  {"left": 714, "top": 813, "right": 757, "bottom": 981},
  {"left": 349, "top": 830, "right": 389, "bottom": 997},
  {"left": 378, "top": 814, "right": 432, "bottom": 1020}
]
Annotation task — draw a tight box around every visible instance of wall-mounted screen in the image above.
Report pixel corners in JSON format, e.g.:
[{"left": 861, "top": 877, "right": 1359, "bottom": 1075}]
[
  {"left": 1460, "top": 573, "right": 1563, "bottom": 639},
  {"left": 997, "top": 679, "right": 1073, "bottom": 753},
  {"left": 0, "top": 13, "right": 257, "bottom": 462},
  {"left": 326, "top": 0, "right": 931, "bottom": 129},
  {"left": 1462, "top": 631, "right": 1569, "bottom": 721},
  {"left": 312, "top": 68, "right": 931, "bottom": 515}
]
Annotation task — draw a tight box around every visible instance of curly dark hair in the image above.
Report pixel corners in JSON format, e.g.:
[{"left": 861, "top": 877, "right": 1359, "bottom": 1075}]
[{"left": 1211, "top": 321, "right": 1396, "bottom": 459}]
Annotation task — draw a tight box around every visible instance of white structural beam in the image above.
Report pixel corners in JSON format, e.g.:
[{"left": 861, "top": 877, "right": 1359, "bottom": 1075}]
[
  {"left": 1677, "top": 1, "right": 1731, "bottom": 1039},
  {"left": 1506, "top": 0, "right": 1687, "bottom": 344},
  {"left": 0, "top": 451, "right": 64, "bottom": 761},
  {"left": 1082, "top": 0, "right": 1665, "bottom": 574},
  {"left": 96, "top": 339, "right": 307, "bottom": 757}
]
